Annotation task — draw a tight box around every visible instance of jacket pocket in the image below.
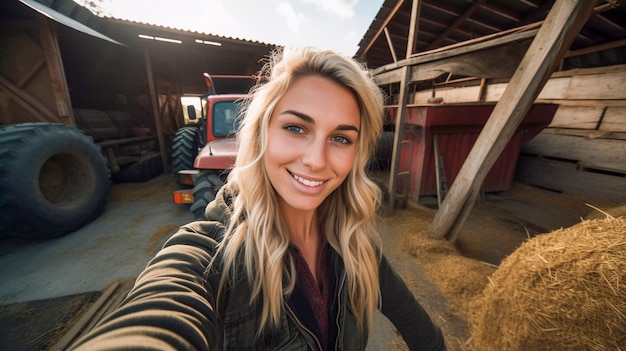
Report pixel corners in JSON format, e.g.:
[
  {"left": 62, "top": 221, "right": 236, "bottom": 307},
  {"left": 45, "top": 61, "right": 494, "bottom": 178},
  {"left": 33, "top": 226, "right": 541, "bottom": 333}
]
[{"left": 222, "top": 307, "right": 309, "bottom": 350}]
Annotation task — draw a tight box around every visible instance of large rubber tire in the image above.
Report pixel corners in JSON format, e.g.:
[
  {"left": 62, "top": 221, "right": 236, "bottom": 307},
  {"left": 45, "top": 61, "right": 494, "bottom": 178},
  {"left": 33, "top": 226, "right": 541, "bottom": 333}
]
[
  {"left": 190, "top": 170, "right": 225, "bottom": 220},
  {"left": 368, "top": 131, "right": 395, "bottom": 172},
  {"left": 171, "top": 126, "right": 199, "bottom": 185},
  {"left": 111, "top": 152, "right": 163, "bottom": 183},
  {"left": 0, "top": 123, "right": 110, "bottom": 239}
]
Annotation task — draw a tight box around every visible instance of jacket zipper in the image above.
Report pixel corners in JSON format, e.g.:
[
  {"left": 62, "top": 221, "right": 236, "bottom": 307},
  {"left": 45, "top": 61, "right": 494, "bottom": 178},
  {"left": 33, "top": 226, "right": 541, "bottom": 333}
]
[
  {"left": 334, "top": 272, "right": 346, "bottom": 350},
  {"left": 285, "top": 303, "right": 324, "bottom": 351}
]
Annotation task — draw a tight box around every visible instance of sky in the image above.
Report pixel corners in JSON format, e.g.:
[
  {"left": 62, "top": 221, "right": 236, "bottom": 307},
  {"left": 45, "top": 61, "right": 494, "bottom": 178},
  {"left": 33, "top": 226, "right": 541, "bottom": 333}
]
[{"left": 75, "top": 0, "right": 385, "bottom": 56}]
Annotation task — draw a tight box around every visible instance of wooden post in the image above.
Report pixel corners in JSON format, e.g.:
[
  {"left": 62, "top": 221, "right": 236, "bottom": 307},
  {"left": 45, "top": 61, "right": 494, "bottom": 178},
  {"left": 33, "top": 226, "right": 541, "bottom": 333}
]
[
  {"left": 36, "top": 16, "right": 75, "bottom": 125},
  {"left": 144, "top": 49, "right": 169, "bottom": 173},
  {"left": 405, "top": 0, "right": 421, "bottom": 58},
  {"left": 387, "top": 66, "right": 411, "bottom": 214},
  {"left": 428, "top": 0, "right": 600, "bottom": 241},
  {"left": 384, "top": 28, "right": 398, "bottom": 63}
]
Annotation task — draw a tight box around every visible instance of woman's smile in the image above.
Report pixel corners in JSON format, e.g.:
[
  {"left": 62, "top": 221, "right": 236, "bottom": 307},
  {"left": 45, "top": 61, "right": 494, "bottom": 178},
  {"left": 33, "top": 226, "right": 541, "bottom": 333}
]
[{"left": 289, "top": 170, "right": 326, "bottom": 188}]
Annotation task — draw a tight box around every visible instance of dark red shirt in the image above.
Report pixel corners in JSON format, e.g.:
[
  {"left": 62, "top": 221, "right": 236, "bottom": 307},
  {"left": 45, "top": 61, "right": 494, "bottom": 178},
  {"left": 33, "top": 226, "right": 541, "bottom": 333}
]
[{"left": 289, "top": 241, "right": 331, "bottom": 349}]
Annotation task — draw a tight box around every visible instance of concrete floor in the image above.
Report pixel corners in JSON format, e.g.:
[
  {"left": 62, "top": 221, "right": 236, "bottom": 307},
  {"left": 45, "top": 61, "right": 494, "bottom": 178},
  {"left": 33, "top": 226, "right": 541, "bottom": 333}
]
[{"left": 0, "top": 174, "right": 194, "bottom": 305}]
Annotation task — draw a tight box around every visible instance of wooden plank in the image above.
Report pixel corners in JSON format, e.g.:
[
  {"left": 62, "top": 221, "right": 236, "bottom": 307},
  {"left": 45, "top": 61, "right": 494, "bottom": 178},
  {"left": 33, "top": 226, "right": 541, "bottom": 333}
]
[
  {"left": 428, "top": 0, "right": 600, "bottom": 241},
  {"left": 550, "top": 64, "right": 626, "bottom": 79},
  {"left": 548, "top": 105, "right": 603, "bottom": 129},
  {"left": 384, "top": 27, "right": 398, "bottom": 63},
  {"left": 405, "top": 0, "right": 420, "bottom": 58},
  {"left": 600, "top": 107, "right": 626, "bottom": 132},
  {"left": 536, "top": 76, "right": 571, "bottom": 100},
  {"left": 565, "top": 70, "right": 626, "bottom": 100},
  {"left": 17, "top": 58, "right": 45, "bottom": 88},
  {"left": 36, "top": 16, "right": 74, "bottom": 123},
  {"left": 373, "top": 28, "right": 539, "bottom": 83},
  {"left": 409, "top": 40, "right": 531, "bottom": 83},
  {"left": 373, "top": 69, "right": 405, "bottom": 86},
  {"left": 387, "top": 66, "right": 412, "bottom": 214},
  {"left": 521, "top": 133, "right": 626, "bottom": 173},
  {"left": 144, "top": 49, "right": 169, "bottom": 173},
  {"left": 0, "top": 74, "right": 59, "bottom": 122},
  {"left": 49, "top": 281, "right": 120, "bottom": 351},
  {"left": 515, "top": 155, "right": 626, "bottom": 202},
  {"left": 543, "top": 127, "right": 626, "bottom": 141},
  {"left": 564, "top": 38, "right": 626, "bottom": 59},
  {"left": 432, "top": 86, "right": 482, "bottom": 104}
]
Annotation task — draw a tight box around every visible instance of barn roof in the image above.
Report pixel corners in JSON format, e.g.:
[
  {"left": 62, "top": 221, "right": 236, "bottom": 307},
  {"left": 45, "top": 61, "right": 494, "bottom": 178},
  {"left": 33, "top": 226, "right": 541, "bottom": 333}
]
[
  {"left": 355, "top": 0, "right": 626, "bottom": 70},
  {"left": 6, "top": 0, "right": 280, "bottom": 91}
]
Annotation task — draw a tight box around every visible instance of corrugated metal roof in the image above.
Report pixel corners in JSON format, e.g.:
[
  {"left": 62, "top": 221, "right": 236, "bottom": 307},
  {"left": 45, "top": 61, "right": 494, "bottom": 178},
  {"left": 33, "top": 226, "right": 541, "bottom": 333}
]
[
  {"left": 18, "top": 0, "right": 123, "bottom": 45},
  {"left": 99, "top": 14, "right": 279, "bottom": 47}
]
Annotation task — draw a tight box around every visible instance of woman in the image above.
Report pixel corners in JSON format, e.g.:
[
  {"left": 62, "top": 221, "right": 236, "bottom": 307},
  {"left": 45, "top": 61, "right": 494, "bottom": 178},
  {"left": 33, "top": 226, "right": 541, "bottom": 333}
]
[{"left": 70, "top": 47, "right": 446, "bottom": 350}]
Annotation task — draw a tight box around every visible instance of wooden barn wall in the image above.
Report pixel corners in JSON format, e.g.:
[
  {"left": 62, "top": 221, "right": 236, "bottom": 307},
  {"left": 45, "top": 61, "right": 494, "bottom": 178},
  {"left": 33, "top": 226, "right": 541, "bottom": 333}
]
[
  {"left": 413, "top": 64, "right": 626, "bottom": 202},
  {"left": 0, "top": 20, "right": 67, "bottom": 126}
]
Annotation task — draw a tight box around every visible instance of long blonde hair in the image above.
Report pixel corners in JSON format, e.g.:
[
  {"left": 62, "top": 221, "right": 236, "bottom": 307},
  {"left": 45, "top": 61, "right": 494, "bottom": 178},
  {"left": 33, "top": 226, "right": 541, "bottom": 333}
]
[{"left": 216, "top": 47, "right": 384, "bottom": 333}]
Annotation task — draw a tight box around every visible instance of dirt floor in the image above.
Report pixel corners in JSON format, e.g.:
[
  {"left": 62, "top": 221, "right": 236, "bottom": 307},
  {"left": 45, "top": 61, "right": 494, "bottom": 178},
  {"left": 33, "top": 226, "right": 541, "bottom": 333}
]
[
  {"left": 1, "top": 175, "right": 623, "bottom": 350},
  {"left": 379, "top": 183, "right": 624, "bottom": 351}
]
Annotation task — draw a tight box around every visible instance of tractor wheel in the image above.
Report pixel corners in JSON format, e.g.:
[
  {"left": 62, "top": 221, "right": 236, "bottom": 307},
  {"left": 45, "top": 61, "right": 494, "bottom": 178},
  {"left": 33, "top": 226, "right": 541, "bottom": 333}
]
[
  {"left": 368, "top": 131, "right": 395, "bottom": 172},
  {"left": 0, "top": 123, "right": 110, "bottom": 239},
  {"left": 190, "top": 170, "right": 225, "bottom": 220},
  {"left": 172, "top": 126, "right": 199, "bottom": 185}
]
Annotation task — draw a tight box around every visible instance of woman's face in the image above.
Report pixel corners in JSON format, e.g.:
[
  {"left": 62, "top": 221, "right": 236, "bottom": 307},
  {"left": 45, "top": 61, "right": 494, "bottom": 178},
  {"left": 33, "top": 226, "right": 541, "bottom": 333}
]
[{"left": 265, "top": 75, "right": 360, "bottom": 215}]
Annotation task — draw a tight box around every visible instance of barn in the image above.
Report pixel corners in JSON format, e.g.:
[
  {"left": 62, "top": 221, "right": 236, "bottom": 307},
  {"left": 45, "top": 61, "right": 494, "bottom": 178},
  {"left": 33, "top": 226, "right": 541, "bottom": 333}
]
[{"left": 0, "top": 1, "right": 625, "bottom": 350}]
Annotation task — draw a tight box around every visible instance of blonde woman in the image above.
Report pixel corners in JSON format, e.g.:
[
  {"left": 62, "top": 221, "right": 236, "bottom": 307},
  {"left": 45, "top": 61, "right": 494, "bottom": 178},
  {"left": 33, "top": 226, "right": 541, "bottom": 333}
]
[{"left": 70, "top": 47, "right": 445, "bottom": 351}]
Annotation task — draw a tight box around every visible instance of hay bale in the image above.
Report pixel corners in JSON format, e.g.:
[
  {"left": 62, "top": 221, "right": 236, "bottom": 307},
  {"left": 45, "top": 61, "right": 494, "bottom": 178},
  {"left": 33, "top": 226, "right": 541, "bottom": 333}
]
[{"left": 469, "top": 217, "right": 626, "bottom": 351}]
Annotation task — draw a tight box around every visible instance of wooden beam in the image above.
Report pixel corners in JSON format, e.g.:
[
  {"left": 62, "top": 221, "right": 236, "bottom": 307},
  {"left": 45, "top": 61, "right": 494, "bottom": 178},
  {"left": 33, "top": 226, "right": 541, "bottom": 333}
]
[
  {"left": 387, "top": 66, "right": 411, "bottom": 214},
  {"left": 384, "top": 27, "right": 398, "bottom": 63},
  {"left": 358, "top": 0, "right": 405, "bottom": 62},
  {"left": 49, "top": 282, "right": 121, "bottom": 351},
  {"left": 427, "top": 0, "right": 487, "bottom": 50},
  {"left": 564, "top": 38, "right": 626, "bottom": 58},
  {"left": 0, "top": 75, "right": 59, "bottom": 122},
  {"left": 405, "top": 0, "right": 421, "bottom": 58},
  {"left": 427, "top": 0, "right": 601, "bottom": 242},
  {"left": 36, "top": 16, "right": 74, "bottom": 124},
  {"left": 375, "top": 25, "right": 540, "bottom": 81},
  {"left": 144, "top": 49, "right": 169, "bottom": 173},
  {"left": 17, "top": 58, "right": 45, "bottom": 88}
]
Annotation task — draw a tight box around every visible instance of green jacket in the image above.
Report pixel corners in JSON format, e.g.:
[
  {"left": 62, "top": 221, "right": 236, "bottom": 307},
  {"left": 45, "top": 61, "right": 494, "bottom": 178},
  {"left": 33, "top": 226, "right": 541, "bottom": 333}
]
[{"left": 70, "top": 189, "right": 445, "bottom": 350}]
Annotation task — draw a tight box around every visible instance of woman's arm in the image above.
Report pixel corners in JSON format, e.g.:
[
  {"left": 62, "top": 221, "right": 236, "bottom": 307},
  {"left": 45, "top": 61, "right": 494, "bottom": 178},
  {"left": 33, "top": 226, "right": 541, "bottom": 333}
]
[
  {"left": 378, "top": 254, "right": 447, "bottom": 351},
  {"left": 69, "top": 222, "right": 224, "bottom": 351}
]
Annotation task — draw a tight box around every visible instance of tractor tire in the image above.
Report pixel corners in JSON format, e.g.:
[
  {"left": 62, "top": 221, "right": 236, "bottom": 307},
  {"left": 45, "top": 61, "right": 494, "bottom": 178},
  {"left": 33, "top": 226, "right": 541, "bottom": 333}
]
[
  {"left": 368, "top": 131, "right": 395, "bottom": 172},
  {"left": 171, "top": 126, "right": 199, "bottom": 185},
  {"left": 0, "top": 123, "right": 110, "bottom": 239},
  {"left": 111, "top": 152, "right": 163, "bottom": 183},
  {"left": 190, "top": 170, "right": 225, "bottom": 220}
]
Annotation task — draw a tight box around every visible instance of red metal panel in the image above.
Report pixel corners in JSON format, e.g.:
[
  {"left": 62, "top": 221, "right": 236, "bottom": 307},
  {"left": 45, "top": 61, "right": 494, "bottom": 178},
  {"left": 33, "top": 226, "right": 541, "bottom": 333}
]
[{"left": 385, "top": 103, "right": 558, "bottom": 202}]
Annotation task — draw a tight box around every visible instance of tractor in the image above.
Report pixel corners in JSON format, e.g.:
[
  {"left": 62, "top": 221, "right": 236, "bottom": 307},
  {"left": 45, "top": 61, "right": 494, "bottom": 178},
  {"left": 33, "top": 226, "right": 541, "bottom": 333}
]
[{"left": 172, "top": 74, "right": 251, "bottom": 219}]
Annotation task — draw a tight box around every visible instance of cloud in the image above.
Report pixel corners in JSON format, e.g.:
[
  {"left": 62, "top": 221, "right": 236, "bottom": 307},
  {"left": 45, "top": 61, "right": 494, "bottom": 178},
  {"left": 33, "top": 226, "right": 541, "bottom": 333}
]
[
  {"left": 276, "top": 2, "right": 305, "bottom": 34},
  {"left": 300, "top": 0, "right": 357, "bottom": 18}
]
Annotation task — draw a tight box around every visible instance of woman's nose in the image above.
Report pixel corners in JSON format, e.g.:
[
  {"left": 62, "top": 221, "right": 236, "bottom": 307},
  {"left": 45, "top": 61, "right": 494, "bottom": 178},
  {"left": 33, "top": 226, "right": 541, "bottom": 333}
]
[{"left": 302, "top": 138, "right": 327, "bottom": 170}]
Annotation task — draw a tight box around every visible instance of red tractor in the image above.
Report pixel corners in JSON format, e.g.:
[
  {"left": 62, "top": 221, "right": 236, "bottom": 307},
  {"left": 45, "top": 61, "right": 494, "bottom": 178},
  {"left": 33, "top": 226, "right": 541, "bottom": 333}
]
[{"left": 172, "top": 74, "right": 251, "bottom": 219}]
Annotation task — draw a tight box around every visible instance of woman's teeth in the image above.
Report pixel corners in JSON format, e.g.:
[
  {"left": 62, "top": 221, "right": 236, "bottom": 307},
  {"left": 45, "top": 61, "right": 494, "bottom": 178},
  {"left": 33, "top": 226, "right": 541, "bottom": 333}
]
[{"left": 292, "top": 173, "right": 324, "bottom": 187}]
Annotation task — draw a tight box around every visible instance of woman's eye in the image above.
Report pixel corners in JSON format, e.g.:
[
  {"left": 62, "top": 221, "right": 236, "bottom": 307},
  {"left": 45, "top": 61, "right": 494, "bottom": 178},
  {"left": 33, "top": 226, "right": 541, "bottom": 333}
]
[
  {"left": 332, "top": 135, "right": 353, "bottom": 145},
  {"left": 285, "top": 124, "right": 304, "bottom": 134}
]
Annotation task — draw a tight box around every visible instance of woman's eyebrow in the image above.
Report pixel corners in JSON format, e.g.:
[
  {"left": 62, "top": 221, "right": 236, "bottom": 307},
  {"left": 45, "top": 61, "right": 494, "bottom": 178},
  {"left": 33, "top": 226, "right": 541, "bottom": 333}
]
[
  {"left": 281, "top": 110, "right": 313, "bottom": 123},
  {"left": 280, "top": 109, "right": 360, "bottom": 133}
]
